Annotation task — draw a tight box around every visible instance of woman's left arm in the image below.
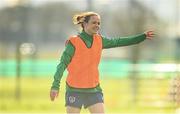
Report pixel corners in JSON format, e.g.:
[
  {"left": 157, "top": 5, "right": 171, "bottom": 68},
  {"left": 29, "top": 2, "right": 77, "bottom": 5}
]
[{"left": 102, "top": 30, "right": 155, "bottom": 49}]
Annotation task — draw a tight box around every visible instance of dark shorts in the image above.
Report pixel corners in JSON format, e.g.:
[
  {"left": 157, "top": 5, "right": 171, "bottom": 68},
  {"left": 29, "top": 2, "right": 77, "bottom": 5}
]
[{"left": 65, "top": 91, "right": 104, "bottom": 109}]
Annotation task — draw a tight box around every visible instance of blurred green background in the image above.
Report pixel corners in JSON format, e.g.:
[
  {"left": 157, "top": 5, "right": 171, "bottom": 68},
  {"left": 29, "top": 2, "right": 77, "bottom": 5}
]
[{"left": 0, "top": 0, "right": 180, "bottom": 113}]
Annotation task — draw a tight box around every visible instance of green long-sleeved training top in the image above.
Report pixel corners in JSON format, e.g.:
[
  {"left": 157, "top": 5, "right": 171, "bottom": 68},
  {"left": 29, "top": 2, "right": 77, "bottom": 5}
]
[{"left": 51, "top": 31, "right": 146, "bottom": 93}]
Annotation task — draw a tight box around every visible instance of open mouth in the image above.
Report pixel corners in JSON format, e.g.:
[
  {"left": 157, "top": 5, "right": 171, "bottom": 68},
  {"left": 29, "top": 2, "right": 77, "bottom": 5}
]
[{"left": 94, "top": 27, "right": 99, "bottom": 31}]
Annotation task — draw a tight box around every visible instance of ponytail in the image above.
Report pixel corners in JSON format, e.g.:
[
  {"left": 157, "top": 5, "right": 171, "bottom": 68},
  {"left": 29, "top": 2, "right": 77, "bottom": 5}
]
[
  {"left": 72, "top": 12, "right": 100, "bottom": 25},
  {"left": 72, "top": 14, "right": 85, "bottom": 25}
]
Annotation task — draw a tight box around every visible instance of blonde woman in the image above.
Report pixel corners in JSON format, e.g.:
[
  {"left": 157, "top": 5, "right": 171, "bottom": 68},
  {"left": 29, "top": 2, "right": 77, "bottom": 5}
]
[{"left": 50, "top": 12, "right": 154, "bottom": 114}]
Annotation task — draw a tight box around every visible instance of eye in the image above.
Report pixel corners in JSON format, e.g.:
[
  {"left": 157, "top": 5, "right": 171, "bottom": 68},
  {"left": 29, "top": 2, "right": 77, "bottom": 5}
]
[
  {"left": 92, "top": 21, "right": 100, "bottom": 25},
  {"left": 92, "top": 22, "right": 96, "bottom": 24}
]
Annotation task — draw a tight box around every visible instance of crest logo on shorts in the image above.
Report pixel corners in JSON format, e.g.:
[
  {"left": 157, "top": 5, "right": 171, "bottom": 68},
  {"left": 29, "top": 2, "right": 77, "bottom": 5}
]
[{"left": 69, "top": 96, "right": 76, "bottom": 103}]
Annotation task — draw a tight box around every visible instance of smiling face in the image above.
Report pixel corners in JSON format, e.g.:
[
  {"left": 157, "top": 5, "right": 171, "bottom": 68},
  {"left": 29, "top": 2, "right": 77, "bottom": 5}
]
[{"left": 83, "top": 15, "right": 101, "bottom": 35}]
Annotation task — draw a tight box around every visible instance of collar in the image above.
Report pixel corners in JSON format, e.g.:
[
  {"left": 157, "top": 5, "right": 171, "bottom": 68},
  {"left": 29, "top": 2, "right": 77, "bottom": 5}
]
[{"left": 79, "top": 31, "right": 93, "bottom": 39}]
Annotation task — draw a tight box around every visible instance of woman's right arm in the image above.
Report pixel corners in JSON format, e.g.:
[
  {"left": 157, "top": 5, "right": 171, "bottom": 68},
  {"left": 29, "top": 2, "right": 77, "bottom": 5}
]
[{"left": 50, "top": 41, "right": 75, "bottom": 101}]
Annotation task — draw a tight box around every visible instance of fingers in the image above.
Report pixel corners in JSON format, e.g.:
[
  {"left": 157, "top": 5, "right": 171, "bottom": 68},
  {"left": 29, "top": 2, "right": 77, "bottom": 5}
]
[
  {"left": 145, "top": 30, "right": 155, "bottom": 40},
  {"left": 50, "top": 92, "right": 55, "bottom": 101},
  {"left": 149, "top": 31, "right": 155, "bottom": 36},
  {"left": 50, "top": 90, "right": 59, "bottom": 101}
]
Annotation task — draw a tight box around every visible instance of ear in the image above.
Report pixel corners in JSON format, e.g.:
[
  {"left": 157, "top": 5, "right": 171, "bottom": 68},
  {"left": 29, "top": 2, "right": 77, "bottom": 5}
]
[
  {"left": 83, "top": 22, "right": 88, "bottom": 26},
  {"left": 65, "top": 40, "right": 69, "bottom": 46}
]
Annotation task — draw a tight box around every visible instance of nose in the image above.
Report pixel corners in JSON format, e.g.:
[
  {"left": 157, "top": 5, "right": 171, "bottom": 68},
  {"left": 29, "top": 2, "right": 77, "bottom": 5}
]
[
  {"left": 95, "top": 24, "right": 100, "bottom": 28},
  {"left": 95, "top": 25, "right": 99, "bottom": 30}
]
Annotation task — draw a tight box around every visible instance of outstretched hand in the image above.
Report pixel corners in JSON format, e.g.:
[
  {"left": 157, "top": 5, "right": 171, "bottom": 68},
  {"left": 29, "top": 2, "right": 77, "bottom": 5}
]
[
  {"left": 145, "top": 30, "right": 155, "bottom": 40},
  {"left": 50, "top": 89, "right": 59, "bottom": 101}
]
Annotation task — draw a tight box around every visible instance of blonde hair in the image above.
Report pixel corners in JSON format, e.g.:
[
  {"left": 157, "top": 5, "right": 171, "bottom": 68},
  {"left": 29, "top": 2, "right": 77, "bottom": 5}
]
[{"left": 72, "top": 12, "right": 100, "bottom": 25}]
